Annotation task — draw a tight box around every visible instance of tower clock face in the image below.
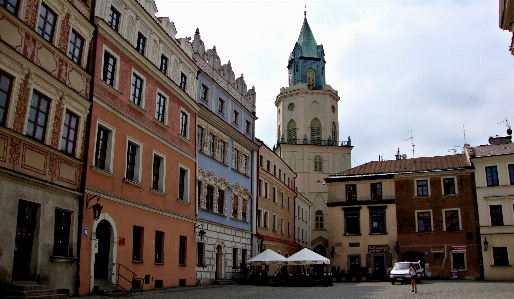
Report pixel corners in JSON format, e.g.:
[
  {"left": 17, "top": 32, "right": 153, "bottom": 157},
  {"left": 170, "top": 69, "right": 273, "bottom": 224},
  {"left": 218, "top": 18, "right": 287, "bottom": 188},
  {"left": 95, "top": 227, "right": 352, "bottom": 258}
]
[{"left": 288, "top": 103, "right": 295, "bottom": 111}]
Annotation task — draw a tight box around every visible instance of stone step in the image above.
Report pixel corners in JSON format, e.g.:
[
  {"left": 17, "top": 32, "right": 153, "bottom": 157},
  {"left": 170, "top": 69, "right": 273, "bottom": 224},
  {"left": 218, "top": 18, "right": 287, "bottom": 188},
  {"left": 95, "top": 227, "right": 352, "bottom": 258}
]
[
  {"left": 4, "top": 288, "right": 58, "bottom": 297},
  {"left": 3, "top": 295, "right": 67, "bottom": 299}
]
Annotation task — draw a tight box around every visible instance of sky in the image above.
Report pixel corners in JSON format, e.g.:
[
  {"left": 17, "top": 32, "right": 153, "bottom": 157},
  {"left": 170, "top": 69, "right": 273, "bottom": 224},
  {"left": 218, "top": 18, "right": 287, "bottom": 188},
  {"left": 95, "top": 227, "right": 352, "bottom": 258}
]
[{"left": 154, "top": 0, "right": 514, "bottom": 167}]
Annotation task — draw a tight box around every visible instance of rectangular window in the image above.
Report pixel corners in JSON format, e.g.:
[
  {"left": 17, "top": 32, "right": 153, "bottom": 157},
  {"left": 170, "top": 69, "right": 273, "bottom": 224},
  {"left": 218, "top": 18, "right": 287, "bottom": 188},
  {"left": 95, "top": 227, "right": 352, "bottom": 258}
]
[
  {"left": 67, "top": 30, "right": 84, "bottom": 64},
  {"left": 197, "top": 242, "right": 204, "bottom": 266},
  {"left": 242, "top": 203, "right": 247, "bottom": 222},
  {"left": 369, "top": 208, "right": 386, "bottom": 234},
  {"left": 272, "top": 187, "right": 276, "bottom": 203},
  {"left": 136, "top": 33, "right": 146, "bottom": 54},
  {"left": 508, "top": 164, "right": 514, "bottom": 185},
  {"left": 37, "top": 3, "right": 56, "bottom": 42},
  {"left": 263, "top": 211, "right": 269, "bottom": 228},
  {"left": 196, "top": 126, "right": 203, "bottom": 152},
  {"left": 259, "top": 155, "right": 263, "bottom": 167},
  {"left": 315, "top": 210, "right": 324, "bottom": 229},
  {"left": 486, "top": 166, "right": 499, "bottom": 186},
  {"left": 344, "top": 208, "right": 360, "bottom": 235},
  {"left": 103, "top": 52, "right": 116, "bottom": 87},
  {"left": 179, "top": 167, "right": 188, "bottom": 202},
  {"left": 266, "top": 160, "right": 270, "bottom": 171},
  {"left": 272, "top": 214, "right": 277, "bottom": 231},
  {"left": 346, "top": 184, "right": 356, "bottom": 201},
  {"left": 232, "top": 248, "right": 238, "bottom": 268},
  {"left": 94, "top": 126, "right": 110, "bottom": 171},
  {"left": 281, "top": 192, "right": 284, "bottom": 207},
  {"left": 444, "top": 209, "right": 460, "bottom": 231},
  {"left": 152, "top": 155, "right": 164, "bottom": 192},
  {"left": 26, "top": 91, "right": 50, "bottom": 141},
  {"left": 200, "top": 84, "right": 208, "bottom": 102},
  {"left": 280, "top": 218, "right": 284, "bottom": 234},
  {"left": 53, "top": 209, "right": 71, "bottom": 257},
  {"left": 231, "top": 195, "right": 238, "bottom": 218},
  {"left": 452, "top": 252, "right": 466, "bottom": 270},
  {"left": 218, "top": 97, "right": 225, "bottom": 114},
  {"left": 0, "top": 71, "right": 13, "bottom": 126},
  {"left": 264, "top": 182, "right": 268, "bottom": 199},
  {"left": 130, "top": 73, "right": 143, "bottom": 106},
  {"left": 218, "top": 190, "right": 224, "bottom": 214},
  {"left": 60, "top": 110, "right": 79, "bottom": 155},
  {"left": 417, "top": 211, "right": 432, "bottom": 232},
  {"left": 256, "top": 209, "right": 262, "bottom": 227},
  {"left": 443, "top": 178, "right": 456, "bottom": 195},
  {"left": 219, "top": 140, "right": 226, "bottom": 163},
  {"left": 180, "top": 111, "right": 188, "bottom": 138},
  {"left": 180, "top": 72, "right": 187, "bottom": 91},
  {"left": 493, "top": 247, "right": 509, "bottom": 266},
  {"left": 155, "top": 93, "right": 166, "bottom": 123},
  {"left": 179, "top": 236, "right": 186, "bottom": 265},
  {"left": 370, "top": 183, "right": 382, "bottom": 200},
  {"left": 348, "top": 255, "right": 360, "bottom": 271},
  {"left": 242, "top": 249, "right": 247, "bottom": 265},
  {"left": 233, "top": 110, "right": 239, "bottom": 125},
  {"left": 416, "top": 179, "right": 429, "bottom": 196},
  {"left": 160, "top": 55, "right": 168, "bottom": 74},
  {"left": 126, "top": 142, "right": 137, "bottom": 181},
  {"left": 288, "top": 221, "right": 290, "bottom": 236},
  {"left": 1, "top": 0, "right": 19, "bottom": 15},
  {"left": 207, "top": 133, "right": 214, "bottom": 156},
  {"left": 206, "top": 185, "right": 214, "bottom": 211},
  {"left": 155, "top": 231, "right": 164, "bottom": 263},
  {"left": 132, "top": 226, "right": 143, "bottom": 261},
  {"left": 490, "top": 205, "right": 504, "bottom": 226},
  {"left": 108, "top": 6, "right": 120, "bottom": 31},
  {"left": 233, "top": 148, "right": 239, "bottom": 170},
  {"left": 245, "top": 120, "right": 251, "bottom": 134}
]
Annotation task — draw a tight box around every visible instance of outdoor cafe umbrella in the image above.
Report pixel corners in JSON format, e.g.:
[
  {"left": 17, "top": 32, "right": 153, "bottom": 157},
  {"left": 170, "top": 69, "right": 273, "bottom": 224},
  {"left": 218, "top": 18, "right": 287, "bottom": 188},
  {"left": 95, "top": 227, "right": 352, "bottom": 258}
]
[
  {"left": 286, "top": 248, "right": 330, "bottom": 265},
  {"left": 246, "top": 249, "right": 287, "bottom": 265}
]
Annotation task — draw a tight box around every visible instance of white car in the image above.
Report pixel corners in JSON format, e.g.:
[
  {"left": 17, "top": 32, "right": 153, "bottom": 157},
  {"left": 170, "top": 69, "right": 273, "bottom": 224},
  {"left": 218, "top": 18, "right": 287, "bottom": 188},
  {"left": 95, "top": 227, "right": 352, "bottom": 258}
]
[{"left": 389, "top": 261, "right": 424, "bottom": 284}]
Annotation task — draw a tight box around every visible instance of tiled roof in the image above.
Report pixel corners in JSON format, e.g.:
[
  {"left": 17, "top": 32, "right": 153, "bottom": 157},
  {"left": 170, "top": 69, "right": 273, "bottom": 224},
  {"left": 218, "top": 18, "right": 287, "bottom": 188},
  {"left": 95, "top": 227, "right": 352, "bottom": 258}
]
[
  {"left": 336, "top": 154, "right": 471, "bottom": 177},
  {"left": 470, "top": 142, "right": 514, "bottom": 158}
]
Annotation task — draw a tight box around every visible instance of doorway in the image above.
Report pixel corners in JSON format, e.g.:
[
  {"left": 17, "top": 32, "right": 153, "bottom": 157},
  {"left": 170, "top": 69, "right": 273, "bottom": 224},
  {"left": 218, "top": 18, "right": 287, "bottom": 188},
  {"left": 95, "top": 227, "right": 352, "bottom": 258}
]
[
  {"left": 215, "top": 245, "right": 223, "bottom": 279},
  {"left": 372, "top": 254, "right": 386, "bottom": 281},
  {"left": 12, "top": 200, "right": 39, "bottom": 281},
  {"left": 313, "top": 244, "right": 327, "bottom": 257},
  {"left": 94, "top": 220, "right": 111, "bottom": 279}
]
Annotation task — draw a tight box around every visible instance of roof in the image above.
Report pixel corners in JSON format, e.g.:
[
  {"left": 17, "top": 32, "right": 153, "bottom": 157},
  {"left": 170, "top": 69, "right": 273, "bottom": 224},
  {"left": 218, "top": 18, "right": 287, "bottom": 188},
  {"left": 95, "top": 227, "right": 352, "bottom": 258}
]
[
  {"left": 296, "top": 16, "right": 318, "bottom": 58},
  {"left": 469, "top": 142, "right": 514, "bottom": 158},
  {"left": 332, "top": 154, "right": 471, "bottom": 177}
]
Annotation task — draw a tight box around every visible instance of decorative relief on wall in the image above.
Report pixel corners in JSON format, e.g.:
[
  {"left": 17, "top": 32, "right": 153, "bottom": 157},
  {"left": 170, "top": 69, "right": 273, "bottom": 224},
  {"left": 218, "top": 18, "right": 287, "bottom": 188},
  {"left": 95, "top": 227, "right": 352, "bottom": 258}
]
[
  {"left": 198, "top": 167, "right": 230, "bottom": 216},
  {"left": 24, "top": 0, "right": 39, "bottom": 29},
  {"left": 12, "top": 71, "right": 31, "bottom": 134},
  {"left": 23, "top": 33, "right": 36, "bottom": 62},
  {"left": 50, "top": 96, "right": 64, "bottom": 149},
  {"left": 58, "top": 12, "right": 71, "bottom": 53},
  {"left": 48, "top": 153, "right": 58, "bottom": 179},
  {"left": 9, "top": 136, "right": 21, "bottom": 166},
  {"left": 231, "top": 183, "right": 250, "bottom": 222}
]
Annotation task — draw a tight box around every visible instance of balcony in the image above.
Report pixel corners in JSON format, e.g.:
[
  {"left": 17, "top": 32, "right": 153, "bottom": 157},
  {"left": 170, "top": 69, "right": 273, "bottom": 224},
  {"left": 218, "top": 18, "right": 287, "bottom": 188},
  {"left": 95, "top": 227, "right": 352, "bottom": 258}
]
[{"left": 277, "top": 136, "right": 351, "bottom": 147}]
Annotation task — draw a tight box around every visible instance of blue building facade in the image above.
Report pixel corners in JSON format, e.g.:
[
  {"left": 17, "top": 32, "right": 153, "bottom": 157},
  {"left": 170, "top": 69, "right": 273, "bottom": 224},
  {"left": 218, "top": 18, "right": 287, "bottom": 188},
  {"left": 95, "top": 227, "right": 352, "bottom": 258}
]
[{"left": 192, "top": 29, "right": 258, "bottom": 284}]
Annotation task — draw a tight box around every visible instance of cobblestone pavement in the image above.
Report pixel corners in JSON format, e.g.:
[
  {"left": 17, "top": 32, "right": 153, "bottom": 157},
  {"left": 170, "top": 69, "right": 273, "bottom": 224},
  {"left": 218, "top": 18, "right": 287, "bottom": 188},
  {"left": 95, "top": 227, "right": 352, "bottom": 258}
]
[{"left": 81, "top": 281, "right": 514, "bottom": 299}]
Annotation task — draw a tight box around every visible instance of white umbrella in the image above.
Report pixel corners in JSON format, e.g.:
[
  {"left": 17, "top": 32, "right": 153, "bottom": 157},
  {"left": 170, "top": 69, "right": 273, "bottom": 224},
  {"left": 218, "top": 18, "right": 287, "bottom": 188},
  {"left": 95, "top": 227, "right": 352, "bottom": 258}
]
[
  {"left": 286, "top": 248, "right": 330, "bottom": 265},
  {"left": 246, "top": 249, "right": 287, "bottom": 265}
]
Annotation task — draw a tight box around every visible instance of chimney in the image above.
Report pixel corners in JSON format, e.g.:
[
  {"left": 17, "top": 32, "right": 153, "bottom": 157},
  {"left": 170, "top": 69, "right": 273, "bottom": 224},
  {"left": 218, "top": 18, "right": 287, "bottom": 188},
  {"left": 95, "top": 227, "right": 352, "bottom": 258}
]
[
  {"left": 395, "top": 147, "right": 401, "bottom": 160},
  {"left": 488, "top": 135, "right": 512, "bottom": 145}
]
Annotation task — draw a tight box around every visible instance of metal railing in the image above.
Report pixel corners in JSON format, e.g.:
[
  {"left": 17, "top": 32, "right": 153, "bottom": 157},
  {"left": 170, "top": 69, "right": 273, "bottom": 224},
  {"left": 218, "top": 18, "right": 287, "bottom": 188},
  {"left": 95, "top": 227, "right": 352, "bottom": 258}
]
[
  {"left": 278, "top": 138, "right": 350, "bottom": 147},
  {"left": 116, "top": 263, "right": 144, "bottom": 295}
]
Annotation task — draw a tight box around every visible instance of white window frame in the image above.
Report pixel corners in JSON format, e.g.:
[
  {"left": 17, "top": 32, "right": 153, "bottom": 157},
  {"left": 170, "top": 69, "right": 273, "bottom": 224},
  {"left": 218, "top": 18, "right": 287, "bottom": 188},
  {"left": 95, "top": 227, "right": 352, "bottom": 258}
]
[
  {"left": 257, "top": 208, "right": 262, "bottom": 227},
  {"left": 130, "top": 68, "right": 146, "bottom": 108},
  {"left": 415, "top": 178, "right": 430, "bottom": 197},
  {"left": 178, "top": 164, "right": 190, "bottom": 203},
  {"left": 93, "top": 120, "right": 116, "bottom": 173},
  {"left": 280, "top": 218, "right": 284, "bottom": 234},
  {"left": 233, "top": 109, "right": 239, "bottom": 126},
  {"left": 179, "top": 109, "right": 190, "bottom": 139},
  {"left": 125, "top": 137, "right": 142, "bottom": 183},
  {"left": 101, "top": 45, "right": 121, "bottom": 90},
  {"left": 441, "top": 176, "right": 458, "bottom": 195},
  {"left": 442, "top": 208, "right": 462, "bottom": 231},
  {"left": 272, "top": 214, "right": 277, "bottom": 231},
  {"left": 415, "top": 209, "right": 433, "bottom": 232},
  {"left": 263, "top": 210, "right": 269, "bottom": 229},
  {"left": 218, "top": 97, "right": 225, "bottom": 115},
  {"left": 154, "top": 90, "right": 168, "bottom": 124},
  {"left": 151, "top": 151, "right": 166, "bottom": 193}
]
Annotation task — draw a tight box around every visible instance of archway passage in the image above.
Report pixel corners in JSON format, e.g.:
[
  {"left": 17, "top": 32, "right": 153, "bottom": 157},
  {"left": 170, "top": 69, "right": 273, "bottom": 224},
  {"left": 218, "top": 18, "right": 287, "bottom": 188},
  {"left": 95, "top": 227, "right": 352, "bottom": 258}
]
[
  {"left": 12, "top": 200, "right": 38, "bottom": 281},
  {"left": 94, "top": 220, "right": 111, "bottom": 279},
  {"left": 313, "top": 244, "right": 327, "bottom": 257}
]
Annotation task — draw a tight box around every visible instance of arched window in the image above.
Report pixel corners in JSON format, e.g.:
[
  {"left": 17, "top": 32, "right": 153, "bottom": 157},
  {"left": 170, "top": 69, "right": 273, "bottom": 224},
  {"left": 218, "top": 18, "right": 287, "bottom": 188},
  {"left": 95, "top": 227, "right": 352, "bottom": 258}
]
[
  {"left": 310, "top": 118, "right": 321, "bottom": 145},
  {"left": 314, "top": 155, "right": 323, "bottom": 172},
  {"left": 287, "top": 120, "right": 297, "bottom": 144},
  {"left": 315, "top": 210, "right": 324, "bottom": 229},
  {"left": 331, "top": 122, "right": 337, "bottom": 143},
  {"left": 307, "top": 69, "right": 315, "bottom": 89}
]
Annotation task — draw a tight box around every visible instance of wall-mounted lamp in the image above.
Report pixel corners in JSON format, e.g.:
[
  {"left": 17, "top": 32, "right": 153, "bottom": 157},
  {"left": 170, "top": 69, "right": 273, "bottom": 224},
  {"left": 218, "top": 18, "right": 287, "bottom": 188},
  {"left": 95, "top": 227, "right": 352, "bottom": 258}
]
[
  {"left": 316, "top": 180, "right": 326, "bottom": 185},
  {"left": 86, "top": 194, "right": 103, "bottom": 220},
  {"left": 483, "top": 237, "right": 488, "bottom": 252},
  {"left": 195, "top": 224, "right": 206, "bottom": 241},
  {"left": 330, "top": 246, "right": 335, "bottom": 258},
  {"left": 394, "top": 241, "right": 400, "bottom": 254}
]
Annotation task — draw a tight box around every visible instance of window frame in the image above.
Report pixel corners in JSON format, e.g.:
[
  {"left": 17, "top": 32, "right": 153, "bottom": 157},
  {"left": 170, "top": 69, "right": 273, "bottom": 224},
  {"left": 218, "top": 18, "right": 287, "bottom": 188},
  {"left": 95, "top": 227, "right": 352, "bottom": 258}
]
[
  {"left": 180, "top": 72, "right": 187, "bottom": 91},
  {"left": 369, "top": 206, "right": 386, "bottom": 234},
  {"left": 108, "top": 6, "right": 121, "bottom": 31},
  {"left": 26, "top": 91, "right": 50, "bottom": 142},
  {"left": 67, "top": 30, "right": 84, "bottom": 64},
  {"left": 155, "top": 231, "right": 164, "bottom": 264},
  {"left": 1, "top": 0, "right": 20, "bottom": 15},
  {"left": 218, "top": 97, "right": 225, "bottom": 114},
  {"left": 415, "top": 178, "right": 429, "bottom": 197},
  {"left": 0, "top": 70, "right": 14, "bottom": 126},
  {"left": 196, "top": 241, "right": 205, "bottom": 266},
  {"left": 125, "top": 137, "right": 142, "bottom": 183},
  {"left": 315, "top": 210, "right": 324, "bottom": 229},
  {"left": 233, "top": 109, "right": 239, "bottom": 126},
  {"left": 178, "top": 235, "right": 186, "bottom": 265},
  {"left": 489, "top": 204, "right": 504, "bottom": 226},
  {"left": 442, "top": 177, "right": 457, "bottom": 195},
  {"left": 155, "top": 92, "right": 167, "bottom": 123},
  {"left": 60, "top": 110, "right": 79, "bottom": 156},
  {"left": 178, "top": 165, "right": 189, "bottom": 203},
  {"left": 343, "top": 208, "right": 361, "bottom": 235},
  {"left": 151, "top": 152, "right": 165, "bottom": 193},
  {"left": 415, "top": 210, "right": 433, "bottom": 232},
  {"left": 179, "top": 110, "right": 189, "bottom": 138},
  {"left": 102, "top": 48, "right": 119, "bottom": 89},
  {"left": 37, "top": 3, "right": 57, "bottom": 42},
  {"left": 53, "top": 209, "right": 72, "bottom": 257},
  {"left": 508, "top": 164, "right": 514, "bottom": 185},
  {"left": 451, "top": 251, "right": 467, "bottom": 271},
  {"left": 136, "top": 32, "right": 146, "bottom": 54},
  {"left": 245, "top": 120, "right": 251, "bottom": 135},
  {"left": 485, "top": 166, "right": 499, "bottom": 187},
  {"left": 200, "top": 84, "right": 209, "bottom": 103},
  {"left": 132, "top": 225, "right": 143, "bottom": 262},
  {"left": 346, "top": 184, "right": 357, "bottom": 201},
  {"left": 314, "top": 155, "right": 323, "bottom": 172},
  {"left": 93, "top": 121, "right": 115, "bottom": 173},
  {"left": 492, "top": 247, "right": 510, "bottom": 266},
  {"left": 370, "top": 182, "right": 382, "bottom": 200},
  {"left": 442, "top": 208, "right": 461, "bottom": 231},
  {"left": 130, "top": 70, "right": 145, "bottom": 107},
  {"left": 160, "top": 55, "right": 168, "bottom": 74}
]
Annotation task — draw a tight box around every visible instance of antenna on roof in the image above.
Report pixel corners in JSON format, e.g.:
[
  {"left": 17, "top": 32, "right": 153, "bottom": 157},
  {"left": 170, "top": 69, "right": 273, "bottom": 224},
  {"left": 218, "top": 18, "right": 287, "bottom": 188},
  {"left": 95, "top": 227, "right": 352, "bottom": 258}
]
[
  {"left": 498, "top": 118, "right": 512, "bottom": 136},
  {"left": 461, "top": 124, "right": 466, "bottom": 144},
  {"left": 404, "top": 128, "right": 415, "bottom": 158}
]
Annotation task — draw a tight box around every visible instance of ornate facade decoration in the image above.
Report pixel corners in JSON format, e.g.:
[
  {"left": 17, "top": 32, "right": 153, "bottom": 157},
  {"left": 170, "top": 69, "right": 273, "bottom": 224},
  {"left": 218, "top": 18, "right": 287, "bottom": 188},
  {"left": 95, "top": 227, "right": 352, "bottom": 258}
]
[
  {"left": 231, "top": 183, "right": 251, "bottom": 222},
  {"left": 197, "top": 167, "right": 230, "bottom": 215}
]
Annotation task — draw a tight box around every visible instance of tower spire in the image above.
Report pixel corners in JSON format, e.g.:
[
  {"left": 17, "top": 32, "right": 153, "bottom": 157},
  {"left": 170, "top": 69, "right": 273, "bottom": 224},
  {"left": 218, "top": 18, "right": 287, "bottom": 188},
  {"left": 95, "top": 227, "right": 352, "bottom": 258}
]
[{"left": 304, "top": 4, "right": 306, "bottom": 18}]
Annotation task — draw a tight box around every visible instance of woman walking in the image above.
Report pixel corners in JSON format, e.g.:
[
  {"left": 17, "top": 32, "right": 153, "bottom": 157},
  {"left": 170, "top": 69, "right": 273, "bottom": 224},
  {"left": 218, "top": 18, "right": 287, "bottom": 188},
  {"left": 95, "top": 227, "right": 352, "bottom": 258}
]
[{"left": 409, "top": 263, "right": 418, "bottom": 293}]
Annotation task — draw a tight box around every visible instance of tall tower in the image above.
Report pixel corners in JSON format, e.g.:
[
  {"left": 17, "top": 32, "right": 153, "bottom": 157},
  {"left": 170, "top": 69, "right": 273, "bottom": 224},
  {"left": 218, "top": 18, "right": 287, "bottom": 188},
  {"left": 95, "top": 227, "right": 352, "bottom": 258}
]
[{"left": 274, "top": 12, "right": 352, "bottom": 256}]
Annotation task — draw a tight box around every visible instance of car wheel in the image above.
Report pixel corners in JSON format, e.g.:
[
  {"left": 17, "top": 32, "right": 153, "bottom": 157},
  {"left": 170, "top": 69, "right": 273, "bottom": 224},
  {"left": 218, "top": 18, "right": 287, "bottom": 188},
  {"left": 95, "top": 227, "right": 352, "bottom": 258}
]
[{"left": 391, "top": 281, "right": 395, "bottom": 285}]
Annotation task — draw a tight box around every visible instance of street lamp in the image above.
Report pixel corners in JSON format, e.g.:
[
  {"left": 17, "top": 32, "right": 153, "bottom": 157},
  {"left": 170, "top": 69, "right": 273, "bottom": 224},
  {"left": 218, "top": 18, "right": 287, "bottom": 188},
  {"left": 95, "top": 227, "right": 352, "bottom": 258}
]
[
  {"left": 483, "top": 237, "right": 489, "bottom": 252},
  {"left": 195, "top": 224, "right": 206, "bottom": 241},
  {"left": 86, "top": 195, "right": 103, "bottom": 220}
]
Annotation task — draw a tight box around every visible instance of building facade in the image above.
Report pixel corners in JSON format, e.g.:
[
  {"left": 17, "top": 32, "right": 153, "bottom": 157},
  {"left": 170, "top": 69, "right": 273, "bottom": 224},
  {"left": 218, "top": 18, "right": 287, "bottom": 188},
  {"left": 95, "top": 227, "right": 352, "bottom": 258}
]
[
  {"left": 294, "top": 191, "right": 312, "bottom": 250},
  {"left": 78, "top": 0, "right": 199, "bottom": 294},
  {"left": 500, "top": 0, "right": 514, "bottom": 56},
  {"left": 256, "top": 139, "right": 297, "bottom": 260},
  {"left": 466, "top": 135, "right": 514, "bottom": 280},
  {"left": 191, "top": 29, "right": 258, "bottom": 284},
  {"left": 0, "top": 0, "right": 94, "bottom": 294},
  {"left": 274, "top": 12, "right": 352, "bottom": 256}
]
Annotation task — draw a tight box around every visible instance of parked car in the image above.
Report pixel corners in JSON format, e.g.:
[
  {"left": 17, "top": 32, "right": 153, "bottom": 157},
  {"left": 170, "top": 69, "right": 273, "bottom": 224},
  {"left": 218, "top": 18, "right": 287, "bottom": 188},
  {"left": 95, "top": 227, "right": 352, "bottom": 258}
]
[{"left": 389, "top": 261, "right": 424, "bottom": 284}]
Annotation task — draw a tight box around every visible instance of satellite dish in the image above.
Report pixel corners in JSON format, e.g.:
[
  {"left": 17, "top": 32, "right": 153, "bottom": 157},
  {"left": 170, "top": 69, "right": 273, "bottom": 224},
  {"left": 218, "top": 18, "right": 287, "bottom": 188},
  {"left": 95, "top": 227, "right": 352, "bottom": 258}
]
[{"left": 401, "top": 154, "right": 407, "bottom": 159}]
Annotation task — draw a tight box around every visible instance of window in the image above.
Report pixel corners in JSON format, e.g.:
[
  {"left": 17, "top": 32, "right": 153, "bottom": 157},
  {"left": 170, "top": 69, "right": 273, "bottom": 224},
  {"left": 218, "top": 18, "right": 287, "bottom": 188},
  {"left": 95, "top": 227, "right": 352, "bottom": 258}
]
[
  {"left": 370, "top": 183, "right": 382, "bottom": 200},
  {"left": 257, "top": 209, "right": 262, "bottom": 227},
  {"left": 310, "top": 118, "right": 321, "bottom": 145},
  {"left": 486, "top": 166, "right": 499, "bottom": 186},
  {"left": 287, "top": 120, "right": 297, "bottom": 144},
  {"left": 272, "top": 187, "right": 276, "bottom": 203},
  {"left": 508, "top": 164, "right": 514, "bottom": 185},
  {"left": 346, "top": 184, "right": 356, "bottom": 201},
  {"left": 125, "top": 142, "right": 137, "bottom": 181},
  {"left": 179, "top": 167, "right": 188, "bottom": 202},
  {"left": 197, "top": 242, "right": 204, "bottom": 266},
  {"left": 206, "top": 185, "right": 214, "bottom": 212},
  {"left": 281, "top": 192, "right": 284, "bottom": 207},
  {"left": 200, "top": 84, "right": 208, "bottom": 102},
  {"left": 272, "top": 214, "right": 277, "bottom": 231},
  {"left": 493, "top": 247, "right": 509, "bottom": 266},
  {"left": 132, "top": 226, "right": 143, "bottom": 261},
  {"left": 232, "top": 195, "right": 239, "bottom": 218},
  {"left": 443, "top": 178, "right": 456, "bottom": 195},
  {"left": 1, "top": 0, "right": 19, "bottom": 15},
  {"left": 263, "top": 211, "right": 269, "bottom": 228},
  {"left": 94, "top": 125, "right": 113, "bottom": 171},
  {"left": 315, "top": 210, "right": 324, "bottom": 229},
  {"left": 242, "top": 249, "right": 247, "bottom": 265},
  {"left": 452, "top": 252, "right": 466, "bottom": 270},
  {"left": 180, "top": 72, "right": 187, "bottom": 91},
  {"left": 152, "top": 154, "right": 164, "bottom": 192},
  {"left": 288, "top": 221, "right": 290, "bottom": 236},
  {"left": 245, "top": 120, "right": 251, "bottom": 135},
  {"left": 348, "top": 255, "right": 360, "bottom": 271},
  {"left": 37, "top": 3, "right": 56, "bottom": 42},
  {"left": 233, "top": 110, "right": 239, "bottom": 125},
  {"left": 490, "top": 205, "right": 504, "bottom": 226},
  {"left": 155, "top": 231, "right": 164, "bottom": 263},
  {"left": 266, "top": 160, "right": 270, "bottom": 171},
  {"left": 217, "top": 189, "right": 224, "bottom": 214},
  {"left": 314, "top": 155, "right": 323, "bottom": 172},
  {"left": 264, "top": 182, "right": 268, "bottom": 199},
  {"left": 196, "top": 126, "right": 203, "bottom": 152},
  {"left": 160, "top": 55, "right": 168, "bottom": 74},
  {"left": 180, "top": 111, "right": 188, "bottom": 138},
  {"left": 218, "top": 97, "right": 225, "bottom": 114},
  {"left": 207, "top": 133, "right": 214, "bottom": 156},
  {"left": 444, "top": 209, "right": 460, "bottom": 231},
  {"left": 179, "top": 236, "right": 186, "bottom": 265},
  {"left": 344, "top": 208, "right": 360, "bottom": 235},
  {"left": 232, "top": 248, "right": 238, "bottom": 268},
  {"left": 53, "top": 209, "right": 71, "bottom": 257},
  {"left": 416, "top": 179, "right": 429, "bottom": 196},
  {"left": 155, "top": 93, "right": 166, "bottom": 122},
  {"left": 369, "top": 207, "right": 386, "bottom": 234},
  {"left": 259, "top": 155, "right": 263, "bottom": 167},
  {"left": 219, "top": 140, "right": 226, "bottom": 163},
  {"left": 233, "top": 148, "right": 239, "bottom": 171},
  {"left": 258, "top": 179, "right": 263, "bottom": 197},
  {"left": 280, "top": 218, "right": 284, "bottom": 234},
  {"left": 136, "top": 33, "right": 146, "bottom": 54},
  {"left": 102, "top": 52, "right": 117, "bottom": 87},
  {"left": 130, "top": 73, "right": 144, "bottom": 106},
  {"left": 306, "top": 68, "right": 315, "bottom": 89},
  {"left": 279, "top": 170, "right": 282, "bottom": 180},
  {"left": 331, "top": 122, "right": 337, "bottom": 143},
  {"left": 108, "top": 6, "right": 120, "bottom": 31},
  {"left": 67, "top": 30, "right": 84, "bottom": 64},
  {"left": 60, "top": 110, "right": 79, "bottom": 155},
  {"left": 26, "top": 91, "right": 50, "bottom": 141},
  {"left": 416, "top": 211, "right": 432, "bottom": 232},
  {"left": 0, "top": 71, "right": 13, "bottom": 126}
]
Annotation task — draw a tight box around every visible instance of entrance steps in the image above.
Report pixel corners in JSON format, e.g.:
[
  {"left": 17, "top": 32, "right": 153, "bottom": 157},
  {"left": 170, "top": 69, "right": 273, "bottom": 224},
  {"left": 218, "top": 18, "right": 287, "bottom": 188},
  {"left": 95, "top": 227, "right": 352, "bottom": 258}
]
[
  {"left": 211, "top": 279, "right": 237, "bottom": 285},
  {"left": 93, "top": 279, "right": 126, "bottom": 297},
  {"left": 3, "top": 281, "right": 67, "bottom": 299}
]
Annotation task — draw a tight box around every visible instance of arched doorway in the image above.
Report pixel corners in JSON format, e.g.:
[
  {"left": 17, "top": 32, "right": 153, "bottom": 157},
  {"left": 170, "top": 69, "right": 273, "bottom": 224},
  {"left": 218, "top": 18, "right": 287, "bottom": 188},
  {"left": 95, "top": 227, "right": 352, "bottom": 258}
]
[
  {"left": 215, "top": 245, "right": 223, "bottom": 279},
  {"left": 313, "top": 244, "right": 327, "bottom": 257},
  {"left": 94, "top": 220, "right": 111, "bottom": 279}
]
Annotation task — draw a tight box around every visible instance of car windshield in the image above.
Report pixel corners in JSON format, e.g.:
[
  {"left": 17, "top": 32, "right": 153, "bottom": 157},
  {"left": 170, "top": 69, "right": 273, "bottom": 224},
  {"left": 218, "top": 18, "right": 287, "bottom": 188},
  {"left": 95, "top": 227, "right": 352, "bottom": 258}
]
[{"left": 393, "top": 263, "right": 410, "bottom": 270}]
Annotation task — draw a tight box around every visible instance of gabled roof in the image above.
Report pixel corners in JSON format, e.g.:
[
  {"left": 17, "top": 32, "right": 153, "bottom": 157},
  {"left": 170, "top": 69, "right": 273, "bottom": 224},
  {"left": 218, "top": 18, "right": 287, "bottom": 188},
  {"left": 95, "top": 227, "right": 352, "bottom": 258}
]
[
  {"left": 469, "top": 142, "right": 514, "bottom": 158},
  {"left": 296, "top": 16, "right": 318, "bottom": 58},
  {"left": 332, "top": 154, "right": 471, "bottom": 178}
]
